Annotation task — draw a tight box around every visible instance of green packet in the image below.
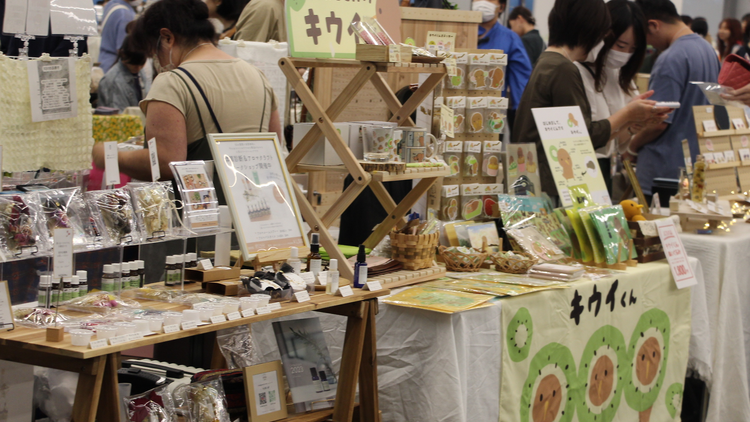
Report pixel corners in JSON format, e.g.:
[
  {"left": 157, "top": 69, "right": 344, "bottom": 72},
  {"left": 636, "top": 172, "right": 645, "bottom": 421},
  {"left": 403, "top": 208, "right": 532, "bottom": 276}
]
[
  {"left": 565, "top": 208, "right": 594, "bottom": 263},
  {"left": 579, "top": 206, "right": 607, "bottom": 264},
  {"left": 588, "top": 205, "right": 637, "bottom": 264}
]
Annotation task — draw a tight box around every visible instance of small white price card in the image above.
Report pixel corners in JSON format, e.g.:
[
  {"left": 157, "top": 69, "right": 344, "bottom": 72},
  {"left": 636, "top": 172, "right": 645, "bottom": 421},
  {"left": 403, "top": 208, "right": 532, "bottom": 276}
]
[
  {"left": 268, "top": 302, "right": 282, "bottom": 311},
  {"left": 733, "top": 118, "right": 746, "bottom": 130},
  {"left": 293, "top": 290, "right": 311, "bottom": 303},
  {"left": 198, "top": 259, "right": 213, "bottom": 270},
  {"left": 103, "top": 141, "right": 121, "bottom": 186},
  {"left": 256, "top": 306, "right": 272, "bottom": 315},
  {"left": 89, "top": 339, "right": 108, "bottom": 349},
  {"left": 724, "top": 150, "right": 736, "bottom": 162},
  {"left": 702, "top": 120, "right": 718, "bottom": 132},
  {"left": 440, "top": 104, "right": 455, "bottom": 138},
  {"left": 181, "top": 321, "right": 198, "bottom": 330},
  {"left": 163, "top": 324, "right": 180, "bottom": 334},
  {"left": 210, "top": 315, "right": 227, "bottom": 324},
  {"left": 126, "top": 332, "right": 143, "bottom": 342},
  {"left": 241, "top": 309, "right": 255, "bottom": 318},
  {"left": 316, "top": 271, "right": 328, "bottom": 286},
  {"left": 147, "top": 137, "right": 160, "bottom": 182},
  {"left": 109, "top": 335, "right": 129, "bottom": 346},
  {"left": 53, "top": 228, "right": 74, "bottom": 278},
  {"left": 364, "top": 281, "right": 383, "bottom": 291},
  {"left": 227, "top": 311, "right": 241, "bottom": 321},
  {"left": 444, "top": 57, "right": 457, "bottom": 77},
  {"left": 337, "top": 285, "right": 354, "bottom": 297},
  {"left": 656, "top": 219, "right": 697, "bottom": 289}
]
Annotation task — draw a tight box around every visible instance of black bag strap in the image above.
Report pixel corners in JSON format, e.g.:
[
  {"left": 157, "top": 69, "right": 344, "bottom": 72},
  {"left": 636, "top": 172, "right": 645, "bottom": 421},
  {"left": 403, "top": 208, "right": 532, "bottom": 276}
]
[
  {"left": 169, "top": 69, "right": 210, "bottom": 138},
  {"left": 176, "top": 66, "right": 224, "bottom": 133}
]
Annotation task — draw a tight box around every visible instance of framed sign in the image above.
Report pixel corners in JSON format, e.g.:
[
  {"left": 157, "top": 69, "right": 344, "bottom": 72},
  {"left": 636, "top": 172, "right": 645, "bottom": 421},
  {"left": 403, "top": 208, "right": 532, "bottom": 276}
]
[
  {"left": 208, "top": 133, "right": 308, "bottom": 260},
  {"left": 243, "top": 361, "right": 287, "bottom": 422}
]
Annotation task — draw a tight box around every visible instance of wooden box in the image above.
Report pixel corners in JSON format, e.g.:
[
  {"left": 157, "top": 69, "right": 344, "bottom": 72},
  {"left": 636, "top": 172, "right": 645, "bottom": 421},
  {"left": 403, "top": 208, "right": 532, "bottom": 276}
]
[
  {"left": 355, "top": 44, "right": 412, "bottom": 63},
  {"left": 203, "top": 279, "right": 243, "bottom": 296},
  {"left": 185, "top": 258, "right": 242, "bottom": 282},
  {"left": 627, "top": 213, "right": 666, "bottom": 263}
]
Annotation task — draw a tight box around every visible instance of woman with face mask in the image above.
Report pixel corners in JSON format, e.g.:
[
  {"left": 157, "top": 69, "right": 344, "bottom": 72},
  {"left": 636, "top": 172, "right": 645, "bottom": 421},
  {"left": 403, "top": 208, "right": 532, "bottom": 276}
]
[
  {"left": 91, "top": 0, "right": 283, "bottom": 205},
  {"left": 574, "top": 0, "right": 649, "bottom": 196}
]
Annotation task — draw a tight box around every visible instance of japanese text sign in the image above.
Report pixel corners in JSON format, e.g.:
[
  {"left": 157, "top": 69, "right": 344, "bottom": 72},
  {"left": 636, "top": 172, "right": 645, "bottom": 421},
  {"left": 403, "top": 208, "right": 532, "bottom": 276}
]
[{"left": 656, "top": 218, "right": 697, "bottom": 289}]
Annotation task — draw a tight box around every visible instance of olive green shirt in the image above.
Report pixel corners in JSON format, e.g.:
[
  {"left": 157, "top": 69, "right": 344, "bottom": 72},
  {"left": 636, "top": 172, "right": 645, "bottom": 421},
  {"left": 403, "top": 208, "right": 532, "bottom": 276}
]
[
  {"left": 512, "top": 51, "right": 611, "bottom": 197},
  {"left": 233, "top": 0, "right": 287, "bottom": 43}
]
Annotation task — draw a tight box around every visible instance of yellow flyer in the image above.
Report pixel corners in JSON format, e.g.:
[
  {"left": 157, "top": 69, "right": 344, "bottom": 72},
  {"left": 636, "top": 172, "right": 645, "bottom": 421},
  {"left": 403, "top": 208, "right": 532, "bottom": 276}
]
[{"left": 531, "top": 106, "right": 612, "bottom": 207}]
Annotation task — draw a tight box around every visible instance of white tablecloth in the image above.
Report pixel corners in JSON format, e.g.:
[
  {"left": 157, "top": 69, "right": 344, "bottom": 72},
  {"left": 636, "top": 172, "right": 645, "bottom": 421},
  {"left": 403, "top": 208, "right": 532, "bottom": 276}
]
[
  {"left": 251, "top": 260, "right": 704, "bottom": 422},
  {"left": 682, "top": 224, "right": 750, "bottom": 421}
]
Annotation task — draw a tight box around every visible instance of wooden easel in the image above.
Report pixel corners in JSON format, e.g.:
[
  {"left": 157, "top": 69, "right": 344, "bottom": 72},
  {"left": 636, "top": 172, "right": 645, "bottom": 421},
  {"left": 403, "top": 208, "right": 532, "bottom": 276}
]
[{"left": 279, "top": 57, "right": 450, "bottom": 279}]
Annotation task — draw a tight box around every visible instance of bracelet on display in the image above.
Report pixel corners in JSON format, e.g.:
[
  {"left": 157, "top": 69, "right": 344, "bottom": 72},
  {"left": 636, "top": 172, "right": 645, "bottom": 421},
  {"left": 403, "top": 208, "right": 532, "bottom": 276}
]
[{"left": 626, "top": 147, "right": 639, "bottom": 157}]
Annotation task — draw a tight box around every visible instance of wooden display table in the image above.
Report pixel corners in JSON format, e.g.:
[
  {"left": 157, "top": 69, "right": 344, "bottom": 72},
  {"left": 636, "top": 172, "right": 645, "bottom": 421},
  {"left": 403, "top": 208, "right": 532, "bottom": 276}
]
[{"left": 0, "top": 288, "right": 388, "bottom": 422}]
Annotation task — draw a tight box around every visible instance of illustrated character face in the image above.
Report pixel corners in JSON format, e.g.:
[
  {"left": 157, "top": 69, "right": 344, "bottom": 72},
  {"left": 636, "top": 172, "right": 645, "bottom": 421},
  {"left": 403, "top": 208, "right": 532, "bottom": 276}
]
[
  {"left": 471, "top": 112, "right": 483, "bottom": 132},
  {"left": 557, "top": 148, "right": 574, "bottom": 180},
  {"left": 518, "top": 147, "right": 524, "bottom": 159},
  {"left": 472, "top": 69, "right": 487, "bottom": 87},
  {"left": 527, "top": 151, "right": 534, "bottom": 164},
  {"left": 490, "top": 66, "right": 505, "bottom": 88},
  {"left": 636, "top": 337, "right": 661, "bottom": 386},
  {"left": 532, "top": 374, "right": 563, "bottom": 422},
  {"left": 568, "top": 113, "right": 579, "bottom": 127},
  {"left": 589, "top": 355, "right": 615, "bottom": 406}
]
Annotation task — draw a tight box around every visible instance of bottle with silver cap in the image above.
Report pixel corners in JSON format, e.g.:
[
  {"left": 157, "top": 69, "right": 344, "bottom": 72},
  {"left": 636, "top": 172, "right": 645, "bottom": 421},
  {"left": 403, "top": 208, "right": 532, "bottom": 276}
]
[
  {"left": 102, "top": 265, "right": 114, "bottom": 292},
  {"left": 77, "top": 270, "right": 88, "bottom": 296},
  {"left": 37, "top": 275, "right": 51, "bottom": 308},
  {"left": 70, "top": 276, "right": 80, "bottom": 299}
]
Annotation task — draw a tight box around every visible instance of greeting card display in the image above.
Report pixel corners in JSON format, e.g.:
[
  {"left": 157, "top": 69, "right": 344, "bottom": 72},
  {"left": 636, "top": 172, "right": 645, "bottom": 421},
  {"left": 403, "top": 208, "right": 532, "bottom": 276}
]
[
  {"left": 170, "top": 161, "right": 220, "bottom": 231},
  {"left": 505, "top": 143, "right": 541, "bottom": 196}
]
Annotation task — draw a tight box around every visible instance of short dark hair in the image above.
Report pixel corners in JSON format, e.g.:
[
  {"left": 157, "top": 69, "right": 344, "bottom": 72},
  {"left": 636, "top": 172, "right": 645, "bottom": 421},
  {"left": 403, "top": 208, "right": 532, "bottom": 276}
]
[
  {"left": 215, "top": 0, "right": 250, "bottom": 23},
  {"left": 130, "top": 0, "right": 217, "bottom": 56},
  {"left": 681, "top": 15, "right": 692, "bottom": 26},
  {"left": 118, "top": 35, "right": 146, "bottom": 66},
  {"left": 691, "top": 18, "right": 708, "bottom": 37},
  {"left": 634, "top": 0, "right": 680, "bottom": 24},
  {"left": 548, "top": 0, "right": 610, "bottom": 52},
  {"left": 592, "top": 0, "right": 647, "bottom": 94},
  {"left": 508, "top": 6, "right": 535, "bottom": 26}
]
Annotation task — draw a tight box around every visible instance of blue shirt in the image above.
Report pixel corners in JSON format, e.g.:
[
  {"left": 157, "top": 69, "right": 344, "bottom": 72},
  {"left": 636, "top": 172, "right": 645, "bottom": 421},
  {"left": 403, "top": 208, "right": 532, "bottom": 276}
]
[
  {"left": 99, "top": 0, "right": 135, "bottom": 73},
  {"left": 99, "top": 61, "right": 150, "bottom": 111},
  {"left": 638, "top": 34, "right": 720, "bottom": 195},
  {"left": 477, "top": 22, "right": 532, "bottom": 110}
]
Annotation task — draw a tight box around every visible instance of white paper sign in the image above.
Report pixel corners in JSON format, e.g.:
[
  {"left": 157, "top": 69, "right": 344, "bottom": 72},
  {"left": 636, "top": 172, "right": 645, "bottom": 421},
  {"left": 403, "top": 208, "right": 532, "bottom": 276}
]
[
  {"left": 26, "top": 0, "right": 51, "bottom": 36},
  {"left": 256, "top": 306, "right": 271, "bottom": 315},
  {"left": 226, "top": 311, "right": 241, "bottom": 321},
  {"left": 126, "top": 332, "right": 143, "bottom": 342},
  {"left": 53, "top": 228, "right": 73, "bottom": 278},
  {"left": 268, "top": 302, "right": 282, "bottom": 311},
  {"left": 27, "top": 58, "right": 77, "bottom": 122},
  {"left": 656, "top": 219, "right": 697, "bottom": 289},
  {"left": 0, "top": 282, "right": 13, "bottom": 332},
  {"left": 364, "top": 281, "right": 383, "bottom": 291},
  {"left": 163, "top": 324, "right": 180, "bottom": 334},
  {"left": 241, "top": 309, "right": 255, "bottom": 318},
  {"left": 337, "top": 285, "right": 354, "bottom": 297},
  {"left": 299, "top": 272, "right": 316, "bottom": 285},
  {"left": 702, "top": 120, "right": 718, "bottom": 132},
  {"left": 198, "top": 259, "right": 213, "bottom": 271},
  {"left": 253, "top": 369, "right": 282, "bottom": 415},
  {"left": 317, "top": 271, "right": 328, "bottom": 286},
  {"left": 210, "top": 315, "right": 227, "bottom": 324},
  {"left": 293, "top": 290, "right": 310, "bottom": 302},
  {"left": 147, "top": 137, "right": 160, "bottom": 182},
  {"left": 733, "top": 118, "right": 746, "bottom": 130},
  {"left": 181, "top": 321, "right": 198, "bottom": 330},
  {"left": 49, "top": 0, "right": 97, "bottom": 36},
  {"left": 109, "top": 335, "right": 129, "bottom": 346},
  {"left": 3, "top": 0, "right": 28, "bottom": 34},
  {"left": 103, "top": 141, "right": 121, "bottom": 186},
  {"left": 89, "top": 339, "right": 108, "bottom": 349}
]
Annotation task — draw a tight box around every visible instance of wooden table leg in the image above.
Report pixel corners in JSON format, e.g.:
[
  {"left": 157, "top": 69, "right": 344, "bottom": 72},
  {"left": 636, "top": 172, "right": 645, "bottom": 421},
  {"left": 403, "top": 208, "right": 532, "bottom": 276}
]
[
  {"left": 71, "top": 355, "right": 107, "bottom": 422},
  {"left": 96, "top": 353, "right": 121, "bottom": 421},
  {"left": 358, "top": 300, "right": 380, "bottom": 422},
  {"left": 332, "top": 301, "right": 370, "bottom": 422}
]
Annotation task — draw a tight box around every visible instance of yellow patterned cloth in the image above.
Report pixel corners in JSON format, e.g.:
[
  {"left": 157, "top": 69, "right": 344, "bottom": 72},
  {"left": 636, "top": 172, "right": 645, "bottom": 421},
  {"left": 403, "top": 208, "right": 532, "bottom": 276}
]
[{"left": 92, "top": 115, "right": 143, "bottom": 143}]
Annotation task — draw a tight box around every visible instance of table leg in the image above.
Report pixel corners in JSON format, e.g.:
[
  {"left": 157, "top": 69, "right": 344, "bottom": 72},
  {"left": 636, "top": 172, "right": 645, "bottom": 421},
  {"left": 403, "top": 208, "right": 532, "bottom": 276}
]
[
  {"left": 332, "top": 301, "right": 370, "bottom": 422},
  {"left": 71, "top": 355, "right": 107, "bottom": 422},
  {"left": 358, "top": 300, "right": 380, "bottom": 422},
  {"left": 96, "top": 353, "right": 121, "bottom": 421}
]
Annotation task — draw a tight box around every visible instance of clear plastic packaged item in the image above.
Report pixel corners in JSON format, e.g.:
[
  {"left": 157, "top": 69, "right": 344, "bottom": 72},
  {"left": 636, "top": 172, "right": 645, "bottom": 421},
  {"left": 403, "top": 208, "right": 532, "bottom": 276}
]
[
  {"left": 124, "top": 384, "right": 177, "bottom": 422},
  {"left": 588, "top": 205, "right": 637, "bottom": 265},
  {"left": 35, "top": 187, "right": 95, "bottom": 249},
  {"left": 444, "top": 140, "right": 463, "bottom": 178},
  {"left": 446, "top": 96, "right": 466, "bottom": 134},
  {"left": 565, "top": 208, "right": 595, "bottom": 263},
  {"left": 441, "top": 185, "right": 460, "bottom": 221},
  {"left": 86, "top": 189, "right": 140, "bottom": 245},
  {"left": 14, "top": 307, "right": 70, "bottom": 328},
  {"left": 362, "top": 17, "right": 396, "bottom": 45},
  {"left": 350, "top": 21, "right": 381, "bottom": 45},
  {"left": 468, "top": 53, "right": 489, "bottom": 90},
  {"left": 505, "top": 225, "right": 566, "bottom": 261},
  {"left": 578, "top": 205, "right": 608, "bottom": 264},
  {"left": 128, "top": 182, "right": 175, "bottom": 240},
  {"left": 463, "top": 141, "right": 482, "bottom": 177},
  {"left": 482, "top": 140, "right": 502, "bottom": 177},
  {"left": 466, "top": 97, "right": 487, "bottom": 134},
  {"left": 486, "top": 97, "right": 508, "bottom": 134},
  {"left": 487, "top": 52, "right": 508, "bottom": 91},
  {"left": 172, "top": 379, "right": 231, "bottom": 422},
  {"left": 444, "top": 52, "right": 469, "bottom": 90},
  {"left": 216, "top": 325, "right": 261, "bottom": 369},
  {"left": 170, "top": 161, "right": 221, "bottom": 232},
  {"left": 479, "top": 184, "right": 503, "bottom": 218},
  {"left": 0, "top": 194, "right": 45, "bottom": 257},
  {"left": 65, "top": 292, "right": 141, "bottom": 314},
  {"left": 460, "top": 184, "right": 483, "bottom": 220}
]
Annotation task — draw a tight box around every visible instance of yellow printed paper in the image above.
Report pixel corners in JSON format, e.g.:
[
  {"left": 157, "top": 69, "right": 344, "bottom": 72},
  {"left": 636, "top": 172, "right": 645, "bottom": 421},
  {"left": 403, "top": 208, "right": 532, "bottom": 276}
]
[
  {"left": 423, "top": 279, "right": 566, "bottom": 297},
  {"left": 383, "top": 286, "right": 491, "bottom": 314}
]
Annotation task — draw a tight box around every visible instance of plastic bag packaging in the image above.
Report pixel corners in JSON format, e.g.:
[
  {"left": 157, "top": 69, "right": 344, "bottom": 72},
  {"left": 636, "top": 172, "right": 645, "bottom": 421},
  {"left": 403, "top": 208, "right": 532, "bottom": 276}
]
[
  {"left": 479, "top": 184, "right": 503, "bottom": 218},
  {"left": 691, "top": 82, "right": 747, "bottom": 108},
  {"left": 34, "top": 366, "right": 78, "bottom": 422},
  {"left": 173, "top": 379, "right": 231, "bottom": 422},
  {"left": 86, "top": 189, "right": 140, "bottom": 245},
  {"left": 169, "top": 161, "right": 220, "bottom": 232},
  {"left": 578, "top": 206, "right": 608, "bottom": 264},
  {"left": 466, "top": 97, "right": 487, "bottom": 134},
  {"left": 482, "top": 140, "right": 502, "bottom": 177},
  {"left": 128, "top": 182, "right": 175, "bottom": 240},
  {"left": 35, "top": 187, "right": 96, "bottom": 250},
  {"left": 486, "top": 52, "right": 507, "bottom": 91},
  {"left": 216, "top": 325, "right": 262, "bottom": 369},
  {"left": 588, "top": 205, "right": 637, "bottom": 265},
  {"left": 441, "top": 185, "right": 460, "bottom": 221},
  {"left": 444, "top": 52, "right": 468, "bottom": 89},
  {"left": 460, "top": 184, "right": 483, "bottom": 220},
  {"left": 505, "top": 225, "right": 565, "bottom": 261},
  {"left": 172, "top": 293, "right": 227, "bottom": 306},
  {"left": 463, "top": 141, "right": 482, "bottom": 177},
  {"left": 0, "top": 194, "right": 46, "bottom": 258},
  {"left": 123, "top": 384, "right": 177, "bottom": 422},
  {"left": 133, "top": 286, "right": 186, "bottom": 303},
  {"left": 14, "top": 307, "right": 70, "bottom": 328},
  {"left": 363, "top": 17, "right": 395, "bottom": 45},
  {"left": 350, "top": 21, "right": 381, "bottom": 45},
  {"left": 446, "top": 97, "right": 466, "bottom": 134},
  {"left": 468, "top": 54, "right": 489, "bottom": 90},
  {"left": 486, "top": 97, "right": 508, "bottom": 134},
  {"left": 65, "top": 292, "right": 141, "bottom": 314},
  {"left": 444, "top": 140, "right": 463, "bottom": 177}
]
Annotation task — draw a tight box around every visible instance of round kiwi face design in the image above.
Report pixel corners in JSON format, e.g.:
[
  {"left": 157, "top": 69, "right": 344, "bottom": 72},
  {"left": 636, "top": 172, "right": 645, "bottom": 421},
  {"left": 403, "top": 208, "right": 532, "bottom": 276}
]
[
  {"left": 665, "top": 383, "right": 683, "bottom": 418},
  {"left": 625, "top": 309, "right": 670, "bottom": 412},
  {"left": 521, "top": 343, "right": 578, "bottom": 422},
  {"left": 507, "top": 307, "right": 533, "bottom": 362},
  {"left": 577, "top": 325, "right": 628, "bottom": 422}
]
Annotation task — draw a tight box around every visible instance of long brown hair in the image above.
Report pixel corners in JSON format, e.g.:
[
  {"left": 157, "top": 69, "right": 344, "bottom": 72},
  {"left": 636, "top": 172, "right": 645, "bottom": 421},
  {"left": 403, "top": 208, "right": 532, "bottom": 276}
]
[{"left": 718, "top": 18, "right": 742, "bottom": 61}]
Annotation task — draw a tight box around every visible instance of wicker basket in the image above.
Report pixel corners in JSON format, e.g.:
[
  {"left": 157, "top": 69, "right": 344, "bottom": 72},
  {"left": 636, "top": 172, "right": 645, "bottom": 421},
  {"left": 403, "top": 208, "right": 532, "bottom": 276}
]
[
  {"left": 490, "top": 252, "right": 538, "bottom": 274},
  {"left": 390, "top": 232, "right": 439, "bottom": 270},
  {"left": 438, "top": 246, "right": 487, "bottom": 272}
]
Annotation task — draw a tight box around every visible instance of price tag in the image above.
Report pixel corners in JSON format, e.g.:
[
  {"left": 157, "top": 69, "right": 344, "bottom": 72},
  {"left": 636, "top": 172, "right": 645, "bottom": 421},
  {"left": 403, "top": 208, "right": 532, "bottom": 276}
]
[
  {"left": 210, "top": 315, "right": 227, "bottom": 324},
  {"left": 388, "top": 44, "right": 401, "bottom": 62},
  {"left": 444, "top": 57, "right": 457, "bottom": 77},
  {"left": 733, "top": 118, "right": 746, "bottom": 130},
  {"left": 440, "top": 104, "right": 455, "bottom": 138},
  {"left": 198, "top": 259, "right": 213, "bottom": 270},
  {"left": 268, "top": 302, "right": 282, "bottom": 311},
  {"left": 299, "top": 272, "right": 316, "bottom": 285},
  {"left": 241, "top": 309, "right": 255, "bottom": 318},
  {"left": 294, "top": 290, "right": 311, "bottom": 302},
  {"left": 337, "top": 285, "right": 354, "bottom": 297},
  {"left": 656, "top": 219, "right": 697, "bottom": 289},
  {"left": 226, "top": 311, "right": 241, "bottom": 321},
  {"left": 256, "top": 306, "right": 272, "bottom": 315},
  {"left": 181, "top": 321, "right": 198, "bottom": 330},
  {"left": 109, "top": 335, "right": 129, "bottom": 346},
  {"left": 89, "top": 339, "right": 108, "bottom": 349},
  {"left": 126, "top": 332, "right": 143, "bottom": 342},
  {"left": 724, "top": 150, "right": 736, "bottom": 162},
  {"left": 53, "top": 228, "right": 73, "bottom": 278},
  {"left": 317, "top": 271, "right": 328, "bottom": 286},
  {"left": 147, "top": 137, "right": 160, "bottom": 182},
  {"left": 103, "top": 141, "right": 121, "bottom": 186},
  {"left": 163, "top": 324, "right": 180, "bottom": 334},
  {"left": 364, "top": 281, "right": 383, "bottom": 291},
  {"left": 702, "top": 120, "right": 717, "bottom": 133}
]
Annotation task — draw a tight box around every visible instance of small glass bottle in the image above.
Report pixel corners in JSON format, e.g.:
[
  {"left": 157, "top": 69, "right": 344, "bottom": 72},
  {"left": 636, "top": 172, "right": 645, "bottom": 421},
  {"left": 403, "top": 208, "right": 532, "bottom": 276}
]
[
  {"left": 70, "top": 276, "right": 80, "bottom": 299},
  {"left": 102, "top": 264, "right": 114, "bottom": 292},
  {"left": 188, "top": 253, "right": 198, "bottom": 268},
  {"left": 306, "top": 233, "right": 322, "bottom": 276},
  {"left": 77, "top": 270, "right": 88, "bottom": 296},
  {"left": 353, "top": 244, "right": 368, "bottom": 288},
  {"left": 121, "top": 262, "right": 131, "bottom": 291},
  {"left": 62, "top": 277, "right": 73, "bottom": 302},
  {"left": 50, "top": 277, "right": 61, "bottom": 305},
  {"left": 287, "top": 247, "right": 301, "bottom": 274},
  {"left": 112, "top": 263, "right": 122, "bottom": 292},
  {"left": 310, "top": 367, "right": 324, "bottom": 393},
  {"left": 318, "top": 365, "right": 331, "bottom": 391},
  {"left": 128, "top": 262, "right": 139, "bottom": 289},
  {"left": 326, "top": 259, "right": 339, "bottom": 295},
  {"left": 692, "top": 155, "right": 706, "bottom": 203},
  {"left": 166, "top": 256, "right": 178, "bottom": 286},
  {"left": 135, "top": 260, "right": 145, "bottom": 287},
  {"left": 177, "top": 255, "right": 185, "bottom": 284},
  {"left": 37, "top": 275, "right": 50, "bottom": 308}
]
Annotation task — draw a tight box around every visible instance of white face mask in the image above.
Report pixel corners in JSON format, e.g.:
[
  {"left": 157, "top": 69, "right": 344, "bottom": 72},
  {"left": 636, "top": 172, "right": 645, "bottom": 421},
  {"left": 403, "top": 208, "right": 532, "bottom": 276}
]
[
  {"left": 153, "top": 37, "right": 175, "bottom": 74},
  {"left": 472, "top": 1, "right": 498, "bottom": 23},
  {"left": 585, "top": 41, "right": 604, "bottom": 63},
  {"left": 606, "top": 49, "right": 634, "bottom": 69}
]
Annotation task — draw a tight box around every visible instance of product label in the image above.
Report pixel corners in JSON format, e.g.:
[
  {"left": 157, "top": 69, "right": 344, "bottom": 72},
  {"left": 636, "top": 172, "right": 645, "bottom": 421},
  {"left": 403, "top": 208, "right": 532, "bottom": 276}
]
[
  {"left": 388, "top": 44, "right": 402, "bottom": 62},
  {"left": 294, "top": 291, "right": 311, "bottom": 303},
  {"left": 442, "top": 185, "right": 460, "bottom": 198},
  {"left": 469, "top": 53, "right": 489, "bottom": 65},
  {"left": 256, "top": 306, "right": 272, "bottom": 315},
  {"left": 241, "top": 309, "right": 255, "bottom": 318},
  {"left": 452, "top": 51, "right": 469, "bottom": 64},
  {"left": 198, "top": 259, "right": 213, "bottom": 270},
  {"left": 109, "top": 335, "right": 129, "bottom": 346},
  {"left": 181, "top": 321, "right": 198, "bottom": 330},
  {"left": 461, "top": 183, "right": 482, "bottom": 196},
  {"left": 467, "top": 96, "right": 488, "bottom": 109},
  {"left": 656, "top": 219, "right": 698, "bottom": 289},
  {"left": 310, "top": 259, "right": 322, "bottom": 276},
  {"left": 89, "top": 339, "right": 108, "bottom": 349},
  {"left": 126, "top": 332, "right": 143, "bottom": 342},
  {"left": 317, "top": 271, "right": 328, "bottom": 286},
  {"left": 103, "top": 141, "right": 121, "bottom": 186},
  {"left": 488, "top": 53, "right": 508, "bottom": 65},
  {"left": 299, "top": 272, "right": 316, "bottom": 285},
  {"left": 447, "top": 96, "right": 466, "bottom": 108},
  {"left": 210, "top": 315, "right": 227, "bottom": 324},
  {"left": 464, "top": 141, "right": 482, "bottom": 153},
  {"left": 487, "top": 97, "right": 509, "bottom": 109},
  {"left": 268, "top": 302, "right": 282, "bottom": 311},
  {"left": 163, "top": 324, "right": 180, "bottom": 334},
  {"left": 444, "top": 140, "right": 463, "bottom": 153},
  {"left": 358, "top": 266, "right": 368, "bottom": 286},
  {"left": 148, "top": 137, "right": 160, "bottom": 182},
  {"left": 337, "top": 285, "right": 354, "bottom": 297},
  {"left": 53, "top": 228, "right": 73, "bottom": 278},
  {"left": 444, "top": 57, "right": 457, "bottom": 77},
  {"left": 484, "top": 140, "right": 503, "bottom": 153},
  {"left": 481, "top": 184, "right": 504, "bottom": 195},
  {"left": 364, "top": 281, "right": 382, "bottom": 291},
  {"left": 226, "top": 311, "right": 241, "bottom": 321}
]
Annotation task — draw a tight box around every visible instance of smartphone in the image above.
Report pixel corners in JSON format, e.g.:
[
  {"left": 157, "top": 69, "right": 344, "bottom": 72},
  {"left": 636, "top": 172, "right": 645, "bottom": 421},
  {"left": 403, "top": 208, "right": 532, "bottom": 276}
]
[{"left": 655, "top": 102, "right": 680, "bottom": 108}]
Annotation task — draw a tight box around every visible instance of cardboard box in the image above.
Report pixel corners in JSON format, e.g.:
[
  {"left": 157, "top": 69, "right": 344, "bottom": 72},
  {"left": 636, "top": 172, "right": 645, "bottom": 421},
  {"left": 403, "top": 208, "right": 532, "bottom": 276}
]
[
  {"left": 185, "top": 258, "right": 242, "bottom": 282},
  {"left": 203, "top": 279, "right": 243, "bottom": 296},
  {"left": 293, "top": 123, "right": 362, "bottom": 165}
]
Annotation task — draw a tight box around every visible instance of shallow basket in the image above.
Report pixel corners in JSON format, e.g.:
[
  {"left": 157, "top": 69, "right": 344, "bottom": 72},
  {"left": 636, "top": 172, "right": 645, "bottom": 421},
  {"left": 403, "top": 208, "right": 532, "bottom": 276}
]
[
  {"left": 438, "top": 246, "right": 487, "bottom": 272},
  {"left": 390, "top": 232, "right": 439, "bottom": 271},
  {"left": 490, "top": 252, "right": 538, "bottom": 274}
]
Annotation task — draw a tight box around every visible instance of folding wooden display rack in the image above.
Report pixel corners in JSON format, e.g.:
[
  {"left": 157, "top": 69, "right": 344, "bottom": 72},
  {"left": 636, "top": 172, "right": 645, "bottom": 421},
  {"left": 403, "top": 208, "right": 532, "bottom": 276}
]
[{"left": 278, "top": 57, "right": 450, "bottom": 280}]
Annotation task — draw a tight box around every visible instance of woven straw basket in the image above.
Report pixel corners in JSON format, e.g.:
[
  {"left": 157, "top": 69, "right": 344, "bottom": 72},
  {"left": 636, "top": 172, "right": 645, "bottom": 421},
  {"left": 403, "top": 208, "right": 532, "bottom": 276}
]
[
  {"left": 438, "top": 246, "right": 487, "bottom": 272},
  {"left": 390, "top": 232, "right": 439, "bottom": 270},
  {"left": 490, "top": 252, "right": 538, "bottom": 274}
]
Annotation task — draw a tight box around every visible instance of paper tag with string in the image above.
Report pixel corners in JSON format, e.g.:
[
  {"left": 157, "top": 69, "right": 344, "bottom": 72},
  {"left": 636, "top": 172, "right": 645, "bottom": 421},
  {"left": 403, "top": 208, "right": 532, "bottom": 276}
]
[{"left": 148, "top": 138, "right": 160, "bottom": 182}]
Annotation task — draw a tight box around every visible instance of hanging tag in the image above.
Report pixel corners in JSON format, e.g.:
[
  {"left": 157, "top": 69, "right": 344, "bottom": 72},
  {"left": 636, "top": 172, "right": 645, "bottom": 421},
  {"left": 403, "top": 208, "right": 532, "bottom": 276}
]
[
  {"left": 53, "top": 228, "right": 73, "bottom": 278},
  {"left": 440, "top": 104, "right": 455, "bottom": 138},
  {"left": 656, "top": 219, "right": 697, "bottom": 289},
  {"left": 103, "top": 141, "right": 121, "bottom": 186},
  {"left": 444, "top": 57, "right": 457, "bottom": 77},
  {"left": 147, "top": 138, "right": 160, "bottom": 182}
]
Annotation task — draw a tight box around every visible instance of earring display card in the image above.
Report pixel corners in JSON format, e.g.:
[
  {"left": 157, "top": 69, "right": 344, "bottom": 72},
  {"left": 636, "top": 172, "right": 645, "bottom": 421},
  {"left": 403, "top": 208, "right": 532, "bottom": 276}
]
[{"left": 170, "top": 161, "right": 220, "bottom": 231}]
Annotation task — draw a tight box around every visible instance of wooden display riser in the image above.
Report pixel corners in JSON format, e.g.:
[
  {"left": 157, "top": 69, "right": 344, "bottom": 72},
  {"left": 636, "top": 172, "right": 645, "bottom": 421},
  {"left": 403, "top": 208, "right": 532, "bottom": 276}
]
[{"left": 367, "top": 265, "right": 446, "bottom": 289}]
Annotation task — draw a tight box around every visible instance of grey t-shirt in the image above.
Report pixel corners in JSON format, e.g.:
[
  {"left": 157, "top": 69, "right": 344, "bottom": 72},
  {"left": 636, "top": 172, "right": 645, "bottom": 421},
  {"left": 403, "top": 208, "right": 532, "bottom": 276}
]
[{"left": 637, "top": 34, "right": 720, "bottom": 195}]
